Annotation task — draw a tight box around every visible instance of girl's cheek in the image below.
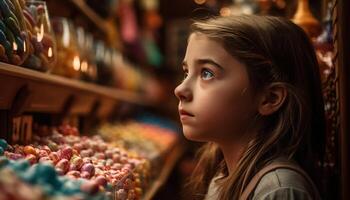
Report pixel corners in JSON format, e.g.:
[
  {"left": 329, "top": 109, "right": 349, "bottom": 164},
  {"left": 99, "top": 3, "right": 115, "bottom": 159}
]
[{"left": 200, "top": 89, "right": 253, "bottom": 127}]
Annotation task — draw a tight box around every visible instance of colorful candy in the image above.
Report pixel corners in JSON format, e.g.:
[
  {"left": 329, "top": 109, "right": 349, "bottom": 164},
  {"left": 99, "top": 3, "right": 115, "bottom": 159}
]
[
  {"left": 81, "top": 163, "right": 95, "bottom": 177},
  {"left": 55, "top": 158, "right": 69, "bottom": 174}
]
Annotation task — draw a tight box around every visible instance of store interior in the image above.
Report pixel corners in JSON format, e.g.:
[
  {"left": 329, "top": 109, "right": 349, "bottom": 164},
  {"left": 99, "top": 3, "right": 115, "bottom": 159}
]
[{"left": 0, "top": 0, "right": 349, "bottom": 199}]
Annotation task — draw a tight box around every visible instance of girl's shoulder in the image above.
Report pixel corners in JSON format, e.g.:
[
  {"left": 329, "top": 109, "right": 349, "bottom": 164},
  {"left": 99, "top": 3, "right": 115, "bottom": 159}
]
[
  {"left": 252, "top": 168, "right": 314, "bottom": 200},
  {"left": 251, "top": 158, "right": 320, "bottom": 200}
]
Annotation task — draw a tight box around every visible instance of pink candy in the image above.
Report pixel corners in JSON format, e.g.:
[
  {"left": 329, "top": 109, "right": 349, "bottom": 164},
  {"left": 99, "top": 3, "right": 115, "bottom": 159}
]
[
  {"left": 6, "top": 152, "right": 24, "bottom": 160},
  {"left": 60, "top": 146, "right": 73, "bottom": 160},
  {"left": 81, "top": 171, "right": 92, "bottom": 179},
  {"left": 38, "top": 149, "right": 49, "bottom": 157},
  {"left": 49, "top": 152, "right": 59, "bottom": 164},
  {"left": 56, "top": 159, "right": 69, "bottom": 173},
  {"left": 41, "top": 145, "right": 52, "bottom": 154},
  {"left": 94, "top": 175, "right": 107, "bottom": 187},
  {"left": 80, "top": 149, "right": 92, "bottom": 158},
  {"left": 81, "top": 163, "right": 95, "bottom": 176},
  {"left": 73, "top": 143, "right": 84, "bottom": 151},
  {"left": 80, "top": 180, "right": 99, "bottom": 194}
]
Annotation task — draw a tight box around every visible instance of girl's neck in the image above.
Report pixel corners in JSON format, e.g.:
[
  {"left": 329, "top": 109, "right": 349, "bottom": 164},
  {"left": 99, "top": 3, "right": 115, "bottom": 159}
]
[
  {"left": 219, "top": 142, "right": 245, "bottom": 175},
  {"left": 218, "top": 132, "right": 256, "bottom": 175}
]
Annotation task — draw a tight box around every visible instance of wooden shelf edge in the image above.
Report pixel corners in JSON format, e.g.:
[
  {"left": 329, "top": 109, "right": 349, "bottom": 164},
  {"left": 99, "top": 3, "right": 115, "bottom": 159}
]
[
  {"left": 142, "top": 142, "right": 185, "bottom": 200},
  {"left": 0, "top": 62, "right": 148, "bottom": 106},
  {"left": 70, "top": 0, "right": 108, "bottom": 33}
]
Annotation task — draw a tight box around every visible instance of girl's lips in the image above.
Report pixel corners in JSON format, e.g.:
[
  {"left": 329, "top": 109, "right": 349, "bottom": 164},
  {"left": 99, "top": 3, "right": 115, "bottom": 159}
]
[{"left": 179, "top": 109, "right": 194, "bottom": 117}]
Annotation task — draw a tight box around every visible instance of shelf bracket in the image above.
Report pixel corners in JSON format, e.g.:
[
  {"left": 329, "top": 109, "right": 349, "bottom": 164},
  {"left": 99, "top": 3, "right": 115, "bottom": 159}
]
[
  {"left": 81, "top": 100, "right": 101, "bottom": 134},
  {"left": 10, "top": 85, "right": 31, "bottom": 117},
  {"left": 55, "top": 94, "right": 76, "bottom": 125}
]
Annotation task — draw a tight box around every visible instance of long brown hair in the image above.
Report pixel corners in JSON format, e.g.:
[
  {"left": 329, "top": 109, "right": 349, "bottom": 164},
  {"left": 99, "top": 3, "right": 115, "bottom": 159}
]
[{"left": 186, "top": 15, "right": 326, "bottom": 200}]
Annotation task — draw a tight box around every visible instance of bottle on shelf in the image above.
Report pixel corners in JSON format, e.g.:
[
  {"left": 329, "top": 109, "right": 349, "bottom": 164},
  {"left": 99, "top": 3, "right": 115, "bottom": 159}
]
[{"left": 51, "top": 17, "right": 81, "bottom": 79}]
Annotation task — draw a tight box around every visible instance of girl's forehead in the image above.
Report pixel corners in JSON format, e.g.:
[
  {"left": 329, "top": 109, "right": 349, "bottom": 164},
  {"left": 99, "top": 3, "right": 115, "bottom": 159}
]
[
  {"left": 187, "top": 34, "right": 226, "bottom": 56},
  {"left": 188, "top": 32, "right": 224, "bottom": 45},
  {"left": 188, "top": 32, "right": 213, "bottom": 43},
  {"left": 185, "top": 33, "right": 237, "bottom": 65}
]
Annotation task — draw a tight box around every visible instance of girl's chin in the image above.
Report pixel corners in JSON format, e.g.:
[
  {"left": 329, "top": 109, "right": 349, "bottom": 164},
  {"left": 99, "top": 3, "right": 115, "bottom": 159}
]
[{"left": 182, "top": 128, "right": 209, "bottom": 142}]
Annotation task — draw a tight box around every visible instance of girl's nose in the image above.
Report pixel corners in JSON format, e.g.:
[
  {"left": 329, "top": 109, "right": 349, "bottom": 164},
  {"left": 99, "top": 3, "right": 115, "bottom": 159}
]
[{"left": 174, "top": 82, "right": 192, "bottom": 102}]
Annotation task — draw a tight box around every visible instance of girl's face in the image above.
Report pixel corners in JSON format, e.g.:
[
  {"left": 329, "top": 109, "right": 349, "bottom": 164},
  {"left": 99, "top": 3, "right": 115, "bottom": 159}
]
[{"left": 174, "top": 33, "right": 258, "bottom": 143}]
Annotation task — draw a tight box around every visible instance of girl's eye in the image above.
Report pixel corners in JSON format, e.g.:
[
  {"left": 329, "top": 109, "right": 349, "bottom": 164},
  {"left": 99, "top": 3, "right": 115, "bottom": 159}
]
[
  {"left": 183, "top": 70, "right": 189, "bottom": 80},
  {"left": 201, "top": 69, "right": 214, "bottom": 80}
]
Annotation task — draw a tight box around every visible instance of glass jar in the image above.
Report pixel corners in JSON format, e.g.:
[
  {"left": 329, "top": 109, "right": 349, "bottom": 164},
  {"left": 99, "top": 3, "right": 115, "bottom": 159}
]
[
  {"left": 22, "top": 0, "right": 57, "bottom": 72},
  {"left": 76, "top": 27, "right": 97, "bottom": 82},
  {"left": 0, "top": 0, "right": 30, "bottom": 65},
  {"left": 51, "top": 17, "right": 80, "bottom": 79},
  {"left": 95, "top": 40, "right": 114, "bottom": 86}
]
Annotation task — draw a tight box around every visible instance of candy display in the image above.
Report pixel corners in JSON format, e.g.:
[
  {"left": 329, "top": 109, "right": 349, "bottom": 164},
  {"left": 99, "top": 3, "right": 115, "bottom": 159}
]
[
  {"left": 2, "top": 124, "right": 153, "bottom": 200},
  {"left": 0, "top": 0, "right": 30, "bottom": 65},
  {"left": 0, "top": 138, "right": 111, "bottom": 200},
  {"left": 0, "top": 0, "right": 148, "bottom": 94},
  {"left": 98, "top": 122, "right": 179, "bottom": 183},
  {"left": 0, "top": 0, "right": 145, "bottom": 93},
  {"left": 0, "top": 120, "right": 180, "bottom": 199},
  {"left": 22, "top": 0, "right": 57, "bottom": 72},
  {"left": 99, "top": 122, "right": 178, "bottom": 160},
  {"left": 0, "top": 157, "right": 111, "bottom": 200}
]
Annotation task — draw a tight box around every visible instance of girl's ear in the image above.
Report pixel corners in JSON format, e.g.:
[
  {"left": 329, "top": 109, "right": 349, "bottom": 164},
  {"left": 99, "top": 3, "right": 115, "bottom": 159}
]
[{"left": 258, "top": 83, "right": 287, "bottom": 116}]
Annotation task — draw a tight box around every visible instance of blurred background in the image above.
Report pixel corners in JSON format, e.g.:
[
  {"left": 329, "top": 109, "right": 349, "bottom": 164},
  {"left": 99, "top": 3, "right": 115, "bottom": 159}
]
[{"left": 0, "top": 0, "right": 347, "bottom": 200}]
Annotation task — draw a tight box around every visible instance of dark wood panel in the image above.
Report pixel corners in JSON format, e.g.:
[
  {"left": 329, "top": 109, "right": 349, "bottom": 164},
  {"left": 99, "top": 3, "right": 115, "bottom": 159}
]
[{"left": 338, "top": 0, "right": 350, "bottom": 199}]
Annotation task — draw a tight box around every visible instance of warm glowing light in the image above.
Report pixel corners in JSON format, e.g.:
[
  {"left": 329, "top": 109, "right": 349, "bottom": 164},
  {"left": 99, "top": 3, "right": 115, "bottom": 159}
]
[
  {"left": 23, "top": 41, "right": 26, "bottom": 52},
  {"left": 88, "top": 64, "right": 97, "bottom": 78},
  {"left": 220, "top": 7, "right": 231, "bottom": 16},
  {"left": 13, "top": 42, "right": 18, "bottom": 51},
  {"left": 81, "top": 61, "right": 88, "bottom": 72},
  {"left": 73, "top": 56, "right": 80, "bottom": 71},
  {"left": 194, "top": 0, "right": 206, "bottom": 5},
  {"left": 62, "top": 20, "right": 70, "bottom": 47},
  {"left": 37, "top": 24, "right": 44, "bottom": 42},
  {"left": 48, "top": 47, "right": 53, "bottom": 58}
]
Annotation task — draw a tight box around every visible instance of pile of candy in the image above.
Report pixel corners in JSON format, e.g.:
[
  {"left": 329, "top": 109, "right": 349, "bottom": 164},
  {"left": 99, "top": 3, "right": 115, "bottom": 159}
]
[
  {"left": 1, "top": 124, "right": 150, "bottom": 200},
  {"left": 0, "top": 138, "right": 110, "bottom": 200},
  {"left": 98, "top": 122, "right": 178, "bottom": 160},
  {"left": 0, "top": 157, "right": 112, "bottom": 200},
  {"left": 0, "top": 121, "right": 179, "bottom": 200}
]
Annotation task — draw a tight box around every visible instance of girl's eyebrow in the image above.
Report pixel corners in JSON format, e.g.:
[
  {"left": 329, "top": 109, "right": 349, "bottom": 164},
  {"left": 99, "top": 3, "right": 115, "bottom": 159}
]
[
  {"left": 196, "top": 59, "right": 224, "bottom": 71},
  {"left": 182, "top": 59, "right": 224, "bottom": 71}
]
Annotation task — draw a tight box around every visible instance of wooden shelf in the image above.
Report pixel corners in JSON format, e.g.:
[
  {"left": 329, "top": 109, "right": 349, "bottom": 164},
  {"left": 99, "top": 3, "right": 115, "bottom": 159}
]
[
  {"left": 70, "top": 0, "right": 109, "bottom": 33},
  {"left": 0, "top": 62, "right": 148, "bottom": 116},
  {"left": 143, "top": 143, "right": 185, "bottom": 200}
]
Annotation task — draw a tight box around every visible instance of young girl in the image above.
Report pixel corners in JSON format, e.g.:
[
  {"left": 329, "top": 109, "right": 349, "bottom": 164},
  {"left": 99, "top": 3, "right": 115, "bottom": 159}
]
[{"left": 174, "top": 15, "right": 325, "bottom": 200}]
